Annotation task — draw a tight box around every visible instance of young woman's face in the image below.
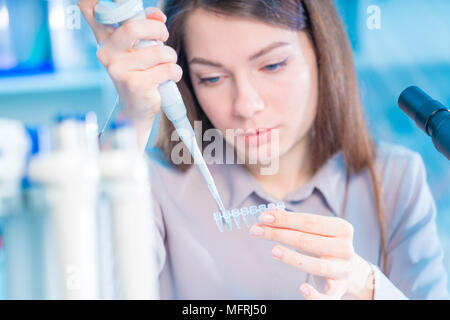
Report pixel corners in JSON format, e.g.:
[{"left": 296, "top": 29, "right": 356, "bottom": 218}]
[{"left": 184, "top": 9, "right": 318, "bottom": 165}]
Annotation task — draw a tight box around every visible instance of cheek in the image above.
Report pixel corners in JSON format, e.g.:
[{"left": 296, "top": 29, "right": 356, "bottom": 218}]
[
  {"left": 194, "top": 88, "right": 232, "bottom": 134},
  {"left": 266, "top": 67, "right": 318, "bottom": 132}
]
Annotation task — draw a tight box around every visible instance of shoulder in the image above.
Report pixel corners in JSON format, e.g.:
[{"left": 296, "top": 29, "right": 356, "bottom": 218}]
[
  {"left": 373, "top": 142, "right": 429, "bottom": 202},
  {"left": 373, "top": 141, "right": 435, "bottom": 235},
  {"left": 374, "top": 141, "right": 425, "bottom": 173}
]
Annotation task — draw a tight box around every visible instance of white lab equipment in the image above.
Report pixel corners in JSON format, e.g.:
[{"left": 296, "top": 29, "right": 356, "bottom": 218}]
[
  {"left": 0, "top": 121, "right": 59, "bottom": 299},
  {"left": 99, "top": 119, "right": 159, "bottom": 299},
  {"left": 0, "top": 119, "right": 33, "bottom": 299},
  {"left": 28, "top": 115, "right": 100, "bottom": 299},
  {"left": 1, "top": 113, "right": 161, "bottom": 299},
  {"left": 94, "top": 0, "right": 227, "bottom": 215}
]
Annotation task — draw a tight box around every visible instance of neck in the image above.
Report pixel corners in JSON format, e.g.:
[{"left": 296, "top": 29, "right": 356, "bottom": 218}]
[{"left": 245, "top": 134, "right": 314, "bottom": 200}]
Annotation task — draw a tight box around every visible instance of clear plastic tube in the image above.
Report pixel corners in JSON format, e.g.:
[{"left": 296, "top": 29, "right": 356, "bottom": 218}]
[{"left": 213, "top": 201, "right": 286, "bottom": 232}]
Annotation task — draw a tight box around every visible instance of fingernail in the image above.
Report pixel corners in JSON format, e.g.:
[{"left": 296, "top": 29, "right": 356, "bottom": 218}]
[
  {"left": 250, "top": 225, "right": 264, "bottom": 236},
  {"left": 145, "top": 7, "right": 158, "bottom": 15},
  {"left": 300, "top": 285, "right": 310, "bottom": 297},
  {"left": 260, "top": 213, "right": 275, "bottom": 224},
  {"left": 272, "top": 246, "right": 283, "bottom": 258}
]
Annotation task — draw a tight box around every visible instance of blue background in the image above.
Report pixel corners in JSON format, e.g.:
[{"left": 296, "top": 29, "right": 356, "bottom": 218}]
[{"left": 0, "top": 0, "right": 449, "bottom": 298}]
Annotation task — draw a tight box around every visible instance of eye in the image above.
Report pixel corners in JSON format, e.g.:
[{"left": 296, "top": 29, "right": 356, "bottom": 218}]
[
  {"left": 263, "top": 58, "right": 289, "bottom": 72},
  {"left": 198, "top": 76, "right": 221, "bottom": 85}
]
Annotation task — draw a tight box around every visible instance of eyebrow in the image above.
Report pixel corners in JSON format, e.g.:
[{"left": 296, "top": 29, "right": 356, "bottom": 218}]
[{"left": 189, "top": 41, "right": 291, "bottom": 68}]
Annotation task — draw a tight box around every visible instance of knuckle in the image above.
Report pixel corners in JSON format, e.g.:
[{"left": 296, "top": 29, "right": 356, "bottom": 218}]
[
  {"left": 276, "top": 210, "right": 288, "bottom": 225},
  {"left": 303, "top": 215, "right": 315, "bottom": 231},
  {"left": 169, "top": 63, "right": 183, "bottom": 82},
  {"left": 107, "top": 63, "right": 122, "bottom": 81},
  {"left": 122, "top": 21, "right": 139, "bottom": 38},
  {"left": 337, "top": 218, "right": 353, "bottom": 237},
  {"left": 319, "top": 261, "right": 330, "bottom": 276},
  {"left": 166, "top": 46, "right": 178, "bottom": 62},
  {"left": 265, "top": 227, "right": 277, "bottom": 241},
  {"left": 96, "top": 48, "right": 109, "bottom": 66},
  {"left": 340, "top": 241, "right": 354, "bottom": 259},
  {"left": 78, "top": 0, "right": 88, "bottom": 13},
  {"left": 295, "top": 256, "right": 304, "bottom": 268},
  {"left": 295, "top": 233, "right": 308, "bottom": 250},
  {"left": 160, "top": 24, "right": 170, "bottom": 41},
  {"left": 143, "top": 89, "right": 162, "bottom": 106},
  {"left": 342, "top": 262, "right": 353, "bottom": 277},
  {"left": 125, "top": 75, "right": 140, "bottom": 93},
  {"left": 149, "top": 46, "right": 165, "bottom": 63},
  {"left": 154, "top": 46, "right": 176, "bottom": 63},
  {"left": 145, "top": 20, "right": 168, "bottom": 42},
  {"left": 344, "top": 222, "right": 354, "bottom": 238}
]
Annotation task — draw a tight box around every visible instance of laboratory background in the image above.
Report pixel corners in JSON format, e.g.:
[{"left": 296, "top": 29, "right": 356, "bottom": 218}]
[{"left": 0, "top": 0, "right": 449, "bottom": 298}]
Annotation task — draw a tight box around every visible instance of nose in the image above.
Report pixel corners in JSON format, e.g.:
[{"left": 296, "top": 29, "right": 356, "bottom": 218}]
[{"left": 232, "top": 75, "right": 265, "bottom": 119}]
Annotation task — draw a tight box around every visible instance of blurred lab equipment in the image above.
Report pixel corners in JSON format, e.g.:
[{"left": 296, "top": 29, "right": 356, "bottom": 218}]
[
  {"left": 0, "top": 114, "right": 160, "bottom": 299},
  {"left": 28, "top": 115, "right": 101, "bottom": 299},
  {"left": 0, "top": 0, "right": 52, "bottom": 74},
  {"left": 47, "top": 0, "right": 98, "bottom": 71},
  {"left": 398, "top": 86, "right": 450, "bottom": 160},
  {"left": 99, "top": 120, "right": 159, "bottom": 299}
]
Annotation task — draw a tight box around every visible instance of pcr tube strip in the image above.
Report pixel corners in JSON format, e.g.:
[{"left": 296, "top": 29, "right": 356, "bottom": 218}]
[{"left": 213, "top": 201, "right": 286, "bottom": 232}]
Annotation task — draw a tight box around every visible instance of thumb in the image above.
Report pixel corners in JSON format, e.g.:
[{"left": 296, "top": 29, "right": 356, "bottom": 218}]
[
  {"left": 78, "top": 0, "right": 114, "bottom": 43},
  {"left": 145, "top": 7, "right": 167, "bottom": 23}
]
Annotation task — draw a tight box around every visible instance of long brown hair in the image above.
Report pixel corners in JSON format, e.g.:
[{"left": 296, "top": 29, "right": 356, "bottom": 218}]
[{"left": 156, "top": 0, "right": 387, "bottom": 272}]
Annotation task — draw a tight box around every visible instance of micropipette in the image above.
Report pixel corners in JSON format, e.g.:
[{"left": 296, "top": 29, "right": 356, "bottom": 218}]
[{"left": 94, "top": 0, "right": 226, "bottom": 214}]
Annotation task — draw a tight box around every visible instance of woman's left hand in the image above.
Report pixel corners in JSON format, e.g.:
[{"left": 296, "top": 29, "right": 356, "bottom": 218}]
[{"left": 249, "top": 209, "right": 375, "bottom": 300}]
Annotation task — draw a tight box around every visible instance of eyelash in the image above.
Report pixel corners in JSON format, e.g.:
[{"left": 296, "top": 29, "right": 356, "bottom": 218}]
[{"left": 198, "top": 58, "right": 289, "bottom": 85}]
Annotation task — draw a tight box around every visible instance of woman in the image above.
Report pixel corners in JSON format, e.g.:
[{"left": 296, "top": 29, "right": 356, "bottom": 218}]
[{"left": 79, "top": 0, "right": 449, "bottom": 299}]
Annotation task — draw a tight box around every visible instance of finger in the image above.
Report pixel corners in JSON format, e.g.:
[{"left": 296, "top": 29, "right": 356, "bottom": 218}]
[
  {"left": 299, "top": 283, "right": 330, "bottom": 300},
  {"left": 99, "top": 19, "right": 169, "bottom": 66},
  {"left": 250, "top": 224, "right": 354, "bottom": 259},
  {"left": 270, "top": 245, "right": 352, "bottom": 279},
  {"left": 107, "top": 45, "right": 178, "bottom": 79},
  {"left": 78, "top": 0, "right": 114, "bottom": 43},
  {"left": 259, "top": 210, "right": 354, "bottom": 238},
  {"left": 122, "top": 63, "right": 183, "bottom": 92},
  {"left": 325, "top": 279, "right": 347, "bottom": 299},
  {"left": 145, "top": 7, "right": 167, "bottom": 23}
]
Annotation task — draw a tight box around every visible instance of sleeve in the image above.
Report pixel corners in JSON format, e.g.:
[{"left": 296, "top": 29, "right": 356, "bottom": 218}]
[{"left": 373, "top": 152, "right": 449, "bottom": 300}]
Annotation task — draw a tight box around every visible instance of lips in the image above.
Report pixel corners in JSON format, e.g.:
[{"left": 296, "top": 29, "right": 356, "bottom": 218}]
[
  {"left": 240, "top": 127, "right": 275, "bottom": 136},
  {"left": 237, "top": 126, "right": 279, "bottom": 147}
]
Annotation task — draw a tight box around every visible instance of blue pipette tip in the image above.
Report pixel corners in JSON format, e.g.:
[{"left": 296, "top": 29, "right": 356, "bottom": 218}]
[
  {"left": 223, "top": 210, "right": 232, "bottom": 231},
  {"left": 213, "top": 212, "right": 224, "bottom": 233},
  {"left": 241, "top": 207, "right": 250, "bottom": 228}
]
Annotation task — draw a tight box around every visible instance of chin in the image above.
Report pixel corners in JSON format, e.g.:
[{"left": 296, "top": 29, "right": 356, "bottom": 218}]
[{"left": 235, "top": 139, "right": 288, "bottom": 166}]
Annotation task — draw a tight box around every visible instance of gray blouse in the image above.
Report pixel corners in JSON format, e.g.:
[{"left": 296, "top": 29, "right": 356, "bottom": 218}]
[{"left": 146, "top": 141, "right": 449, "bottom": 299}]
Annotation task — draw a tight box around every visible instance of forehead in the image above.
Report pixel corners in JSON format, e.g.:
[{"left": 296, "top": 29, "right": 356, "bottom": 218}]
[{"left": 183, "top": 8, "right": 300, "bottom": 60}]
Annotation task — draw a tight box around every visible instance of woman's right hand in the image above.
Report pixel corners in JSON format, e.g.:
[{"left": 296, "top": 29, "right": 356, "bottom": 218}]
[{"left": 79, "top": 0, "right": 183, "bottom": 140}]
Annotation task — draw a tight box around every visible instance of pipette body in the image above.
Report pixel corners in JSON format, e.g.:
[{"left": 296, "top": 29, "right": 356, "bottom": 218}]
[{"left": 95, "top": 0, "right": 226, "bottom": 214}]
